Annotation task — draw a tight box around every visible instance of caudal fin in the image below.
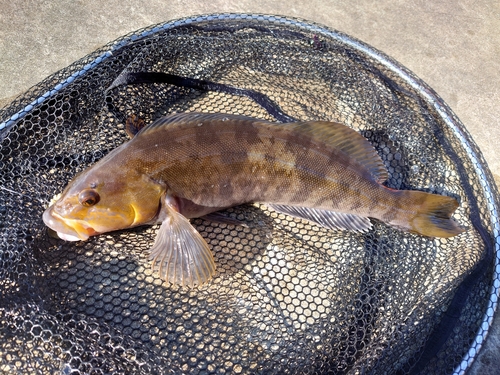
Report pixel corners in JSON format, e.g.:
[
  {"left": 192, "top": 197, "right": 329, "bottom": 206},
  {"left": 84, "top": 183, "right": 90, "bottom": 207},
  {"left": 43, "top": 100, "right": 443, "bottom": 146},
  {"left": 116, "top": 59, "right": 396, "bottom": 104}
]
[{"left": 406, "top": 192, "right": 464, "bottom": 238}]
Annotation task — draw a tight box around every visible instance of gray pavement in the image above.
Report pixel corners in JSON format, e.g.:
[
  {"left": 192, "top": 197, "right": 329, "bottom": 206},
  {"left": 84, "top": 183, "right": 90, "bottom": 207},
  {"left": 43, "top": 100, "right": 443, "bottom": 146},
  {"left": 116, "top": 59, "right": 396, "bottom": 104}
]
[{"left": 0, "top": 1, "right": 499, "bottom": 373}]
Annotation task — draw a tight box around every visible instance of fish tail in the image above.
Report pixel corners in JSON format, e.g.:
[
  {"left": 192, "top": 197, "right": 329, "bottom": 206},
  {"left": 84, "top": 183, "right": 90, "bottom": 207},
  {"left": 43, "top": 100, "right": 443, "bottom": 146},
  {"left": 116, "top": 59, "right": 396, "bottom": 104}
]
[{"left": 402, "top": 191, "right": 464, "bottom": 238}]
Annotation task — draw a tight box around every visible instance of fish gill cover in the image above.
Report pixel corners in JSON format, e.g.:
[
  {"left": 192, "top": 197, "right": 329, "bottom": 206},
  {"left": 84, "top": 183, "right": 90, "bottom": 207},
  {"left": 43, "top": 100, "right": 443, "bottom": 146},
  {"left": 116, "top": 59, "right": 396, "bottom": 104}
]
[{"left": 0, "top": 14, "right": 499, "bottom": 375}]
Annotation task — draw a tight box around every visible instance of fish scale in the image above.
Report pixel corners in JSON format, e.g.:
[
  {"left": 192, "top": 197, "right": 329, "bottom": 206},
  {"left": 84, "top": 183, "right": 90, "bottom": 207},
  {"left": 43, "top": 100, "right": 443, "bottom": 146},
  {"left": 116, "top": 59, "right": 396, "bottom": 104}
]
[
  {"left": 131, "top": 115, "right": 379, "bottom": 211},
  {"left": 43, "top": 112, "right": 464, "bottom": 286}
]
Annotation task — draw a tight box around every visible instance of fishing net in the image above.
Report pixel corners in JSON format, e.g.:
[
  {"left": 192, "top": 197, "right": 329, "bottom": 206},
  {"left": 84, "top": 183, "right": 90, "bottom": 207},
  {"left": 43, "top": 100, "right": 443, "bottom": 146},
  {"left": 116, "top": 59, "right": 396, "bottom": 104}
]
[{"left": 0, "top": 14, "right": 499, "bottom": 375}]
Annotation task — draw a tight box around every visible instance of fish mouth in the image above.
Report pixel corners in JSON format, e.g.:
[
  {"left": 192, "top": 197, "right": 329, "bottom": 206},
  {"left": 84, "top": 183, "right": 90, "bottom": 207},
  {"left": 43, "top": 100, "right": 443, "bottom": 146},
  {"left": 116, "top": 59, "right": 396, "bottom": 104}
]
[{"left": 43, "top": 207, "right": 98, "bottom": 241}]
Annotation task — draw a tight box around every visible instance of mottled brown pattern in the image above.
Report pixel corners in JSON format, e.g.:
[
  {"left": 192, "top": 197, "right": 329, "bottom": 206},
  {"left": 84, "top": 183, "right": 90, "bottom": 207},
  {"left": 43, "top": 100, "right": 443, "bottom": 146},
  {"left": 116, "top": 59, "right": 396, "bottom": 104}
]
[
  {"left": 124, "top": 113, "right": 406, "bottom": 222},
  {"left": 46, "top": 112, "right": 462, "bottom": 239}
]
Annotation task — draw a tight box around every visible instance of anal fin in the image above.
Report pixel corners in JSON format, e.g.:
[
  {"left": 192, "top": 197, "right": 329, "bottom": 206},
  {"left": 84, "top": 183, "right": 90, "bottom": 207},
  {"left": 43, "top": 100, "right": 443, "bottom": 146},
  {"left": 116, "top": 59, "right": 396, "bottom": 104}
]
[
  {"left": 268, "top": 204, "right": 372, "bottom": 232},
  {"left": 149, "top": 203, "right": 216, "bottom": 287}
]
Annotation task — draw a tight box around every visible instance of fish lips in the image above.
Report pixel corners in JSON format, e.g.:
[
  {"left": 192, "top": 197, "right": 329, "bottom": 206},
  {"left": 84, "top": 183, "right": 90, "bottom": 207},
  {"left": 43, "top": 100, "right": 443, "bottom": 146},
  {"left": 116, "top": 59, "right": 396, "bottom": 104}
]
[{"left": 43, "top": 207, "right": 98, "bottom": 241}]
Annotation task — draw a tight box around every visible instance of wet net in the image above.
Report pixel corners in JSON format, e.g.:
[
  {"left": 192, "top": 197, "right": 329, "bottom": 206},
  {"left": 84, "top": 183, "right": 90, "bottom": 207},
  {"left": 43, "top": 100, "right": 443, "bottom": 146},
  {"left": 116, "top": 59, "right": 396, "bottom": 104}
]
[{"left": 1, "top": 14, "right": 499, "bottom": 375}]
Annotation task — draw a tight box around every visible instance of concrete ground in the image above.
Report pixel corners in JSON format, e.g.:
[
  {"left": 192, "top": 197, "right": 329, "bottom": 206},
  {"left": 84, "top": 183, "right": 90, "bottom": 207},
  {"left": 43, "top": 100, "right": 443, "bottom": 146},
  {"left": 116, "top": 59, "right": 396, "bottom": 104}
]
[{"left": 0, "top": 1, "right": 498, "bottom": 373}]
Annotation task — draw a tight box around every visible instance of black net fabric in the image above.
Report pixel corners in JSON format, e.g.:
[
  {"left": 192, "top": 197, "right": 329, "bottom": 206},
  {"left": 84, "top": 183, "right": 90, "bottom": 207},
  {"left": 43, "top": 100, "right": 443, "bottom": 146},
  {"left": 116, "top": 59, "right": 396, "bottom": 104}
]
[{"left": 0, "top": 14, "right": 499, "bottom": 375}]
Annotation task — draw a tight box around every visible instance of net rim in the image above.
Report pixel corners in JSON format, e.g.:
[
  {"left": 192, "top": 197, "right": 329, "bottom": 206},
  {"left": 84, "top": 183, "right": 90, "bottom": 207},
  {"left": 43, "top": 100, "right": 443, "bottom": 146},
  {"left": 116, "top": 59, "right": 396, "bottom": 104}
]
[{"left": 0, "top": 13, "right": 498, "bottom": 374}]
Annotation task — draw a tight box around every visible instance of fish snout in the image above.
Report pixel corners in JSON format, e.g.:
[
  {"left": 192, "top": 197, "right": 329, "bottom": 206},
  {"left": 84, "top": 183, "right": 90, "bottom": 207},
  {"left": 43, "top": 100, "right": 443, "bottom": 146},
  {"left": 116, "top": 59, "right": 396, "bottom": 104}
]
[{"left": 43, "top": 207, "right": 96, "bottom": 241}]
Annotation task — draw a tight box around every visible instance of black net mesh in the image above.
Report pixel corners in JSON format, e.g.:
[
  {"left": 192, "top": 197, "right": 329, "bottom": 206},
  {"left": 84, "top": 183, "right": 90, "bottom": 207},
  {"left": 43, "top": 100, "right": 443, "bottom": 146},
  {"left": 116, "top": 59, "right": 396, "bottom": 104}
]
[{"left": 1, "top": 14, "right": 499, "bottom": 375}]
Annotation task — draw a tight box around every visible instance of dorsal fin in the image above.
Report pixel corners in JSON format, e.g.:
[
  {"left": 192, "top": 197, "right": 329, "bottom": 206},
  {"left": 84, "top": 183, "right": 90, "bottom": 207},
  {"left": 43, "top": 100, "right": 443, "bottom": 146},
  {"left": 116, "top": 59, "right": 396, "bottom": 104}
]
[
  {"left": 125, "top": 115, "right": 147, "bottom": 138},
  {"left": 282, "top": 120, "right": 388, "bottom": 183},
  {"left": 138, "top": 112, "right": 258, "bottom": 135}
]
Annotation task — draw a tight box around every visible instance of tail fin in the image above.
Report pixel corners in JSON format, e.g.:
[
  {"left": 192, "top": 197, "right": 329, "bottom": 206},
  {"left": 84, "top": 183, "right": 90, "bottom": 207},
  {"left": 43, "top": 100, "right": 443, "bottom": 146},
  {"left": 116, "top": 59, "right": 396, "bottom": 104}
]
[{"left": 406, "top": 192, "right": 464, "bottom": 238}]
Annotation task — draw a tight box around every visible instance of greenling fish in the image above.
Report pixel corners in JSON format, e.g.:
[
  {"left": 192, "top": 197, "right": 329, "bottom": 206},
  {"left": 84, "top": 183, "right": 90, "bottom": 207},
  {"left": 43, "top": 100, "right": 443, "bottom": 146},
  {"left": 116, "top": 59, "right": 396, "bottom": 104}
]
[{"left": 43, "top": 112, "right": 464, "bottom": 286}]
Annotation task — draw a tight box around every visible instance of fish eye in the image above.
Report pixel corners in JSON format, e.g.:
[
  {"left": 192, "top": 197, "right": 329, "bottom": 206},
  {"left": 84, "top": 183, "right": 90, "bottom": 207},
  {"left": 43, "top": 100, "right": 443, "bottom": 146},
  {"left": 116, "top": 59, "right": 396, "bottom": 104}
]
[{"left": 79, "top": 189, "right": 100, "bottom": 207}]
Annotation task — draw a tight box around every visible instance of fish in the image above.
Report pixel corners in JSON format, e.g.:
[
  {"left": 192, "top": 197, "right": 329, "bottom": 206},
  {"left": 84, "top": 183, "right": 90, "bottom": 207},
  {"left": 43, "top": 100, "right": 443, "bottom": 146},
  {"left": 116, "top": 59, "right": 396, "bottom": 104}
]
[{"left": 43, "top": 112, "right": 464, "bottom": 287}]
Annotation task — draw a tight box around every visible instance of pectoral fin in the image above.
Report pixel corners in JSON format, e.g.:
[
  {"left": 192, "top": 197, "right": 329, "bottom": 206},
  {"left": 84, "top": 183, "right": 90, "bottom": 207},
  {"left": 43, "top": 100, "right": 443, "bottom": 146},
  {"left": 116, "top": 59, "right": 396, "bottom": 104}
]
[
  {"left": 149, "top": 203, "right": 216, "bottom": 287},
  {"left": 268, "top": 204, "right": 372, "bottom": 232}
]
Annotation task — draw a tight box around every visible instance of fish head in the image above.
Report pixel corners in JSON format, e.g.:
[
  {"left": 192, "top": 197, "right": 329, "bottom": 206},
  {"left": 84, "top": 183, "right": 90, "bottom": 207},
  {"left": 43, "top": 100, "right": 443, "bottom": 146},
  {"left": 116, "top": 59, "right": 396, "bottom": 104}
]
[{"left": 43, "top": 165, "right": 165, "bottom": 241}]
